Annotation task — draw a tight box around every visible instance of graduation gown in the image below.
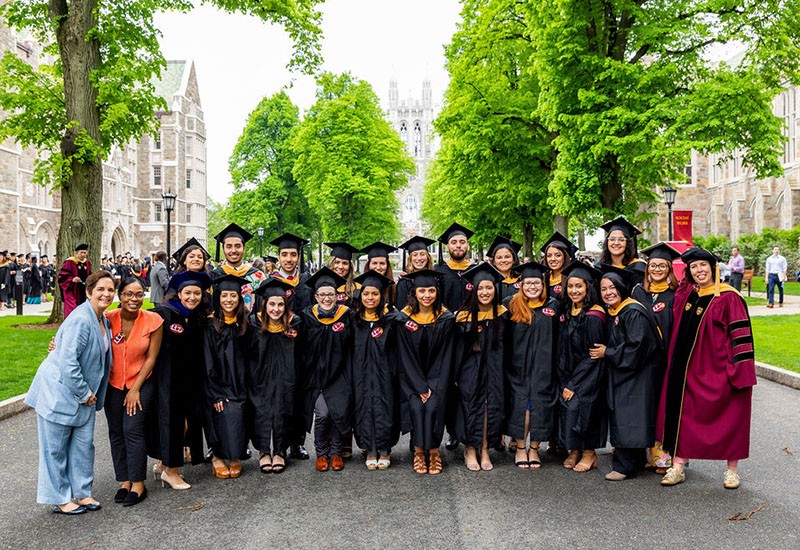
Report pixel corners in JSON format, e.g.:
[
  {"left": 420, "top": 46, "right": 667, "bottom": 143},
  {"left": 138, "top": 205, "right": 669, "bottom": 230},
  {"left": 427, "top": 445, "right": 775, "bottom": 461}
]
[
  {"left": 435, "top": 259, "right": 474, "bottom": 312},
  {"left": 394, "top": 276, "right": 413, "bottom": 311},
  {"left": 632, "top": 283, "right": 675, "bottom": 356},
  {"left": 395, "top": 307, "right": 456, "bottom": 448},
  {"left": 247, "top": 314, "right": 300, "bottom": 454},
  {"left": 0, "top": 261, "right": 10, "bottom": 302},
  {"left": 299, "top": 305, "right": 354, "bottom": 434},
  {"left": 149, "top": 303, "right": 207, "bottom": 467},
  {"left": 203, "top": 321, "right": 250, "bottom": 460},
  {"left": 656, "top": 282, "right": 756, "bottom": 460},
  {"left": 58, "top": 257, "right": 92, "bottom": 318},
  {"left": 336, "top": 282, "right": 361, "bottom": 308},
  {"left": 504, "top": 298, "right": 560, "bottom": 441},
  {"left": 603, "top": 299, "right": 663, "bottom": 449},
  {"left": 498, "top": 276, "right": 520, "bottom": 303},
  {"left": 350, "top": 309, "right": 400, "bottom": 453},
  {"left": 557, "top": 305, "right": 608, "bottom": 450},
  {"left": 211, "top": 263, "right": 267, "bottom": 313},
  {"left": 453, "top": 307, "right": 507, "bottom": 449},
  {"left": 26, "top": 264, "right": 43, "bottom": 301},
  {"left": 546, "top": 272, "right": 565, "bottom": 302}
]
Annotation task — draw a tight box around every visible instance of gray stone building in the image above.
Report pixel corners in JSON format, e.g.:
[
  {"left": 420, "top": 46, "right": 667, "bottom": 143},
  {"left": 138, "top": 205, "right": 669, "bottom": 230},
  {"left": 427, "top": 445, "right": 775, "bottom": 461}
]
[
  {"left": 0, "top": 22, "right": 207, "bottom": 259},
  {"left": 386, "top": 79, "right": 439, "bottom": 239}
]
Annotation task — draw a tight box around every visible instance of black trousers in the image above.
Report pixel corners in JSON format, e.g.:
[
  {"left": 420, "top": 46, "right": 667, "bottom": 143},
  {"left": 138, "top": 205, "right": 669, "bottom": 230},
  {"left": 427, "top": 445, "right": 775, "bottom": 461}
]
[
  {"left": 105, "top": 380, "right": 155, "bottom": 482},
  {"left": 313, "top": 394, "right": 343, "bottom": 457},
  {"left": 612, "top": 447, "right": 646, "bottom": 476}
]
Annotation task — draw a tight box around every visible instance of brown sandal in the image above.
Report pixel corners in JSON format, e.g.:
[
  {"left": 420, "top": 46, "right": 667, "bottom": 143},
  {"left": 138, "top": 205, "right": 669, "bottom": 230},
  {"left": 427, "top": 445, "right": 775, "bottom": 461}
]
[
  {"left": 413, "top": 450, "right": 428, "bottom": 474},
  {"left": 428, "top": 450, "right": 443, "bottom": 475},
  {"left": 563, "top": 450, "right": 579, "bottom": 469}
]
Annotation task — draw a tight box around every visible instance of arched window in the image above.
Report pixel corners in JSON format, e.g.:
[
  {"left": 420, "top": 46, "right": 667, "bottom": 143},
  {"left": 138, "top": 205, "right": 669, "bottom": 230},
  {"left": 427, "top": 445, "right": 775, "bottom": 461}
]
[{"left": 413, "top": 121, "right": 422, "bottom": 157}]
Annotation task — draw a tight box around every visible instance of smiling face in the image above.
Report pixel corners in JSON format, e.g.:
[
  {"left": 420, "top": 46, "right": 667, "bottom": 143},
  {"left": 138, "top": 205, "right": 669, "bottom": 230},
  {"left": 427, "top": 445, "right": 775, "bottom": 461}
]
[
  {"left": 219, "top": 290, "right": 240, "bottom": 316},
  {"left": 648, "top": 259, "right": 670, "bottom": 283},
  {"left": 279, "top": 248, "right": 299, "bottom": 273},
  {"left": 410, "top": 250, "right": 429, "bottom": 270},
  {"left": 447, "top": 235, "right": 469, "bottom": 261},
  {"left": 689, "top": 260, "right": 713, "bottom": 288},
  {"left": 492, "top": 248, "right": 514, "bottom": 275},
  {"left": 545, "top": 246, "right": 566, "bottom": 272},
  {"left": 178, "top": 285, "right": 203, "bottom": 311},
  {"left": 315, "top": 285, "right": 337, "bottom": 312},
  {"left": 367, "top": 257, "right": 388, "bottom": 276},
  {"left": 76, "top": 250, "right": 88, "bottom": 262},
  {"left": 184, "top": 249, "right": 206, "bottom": 271},
  {"left": 223, "top": 237, "right": 244, "bottom": 266},
  {"left": 266, "top": 296, "right": 286, "bottom": 321},
  {"left": 600, "top": 277, "right": 622, "bottom": 308},
  {"left": 360, "top": 286, "right": 382, "bottom": 311},
  {"left": 119, "top": 281, "right": 145, "bottom": 314},
  {"left": 415, "top": 286, "right": 437, "bottom": 308},
  {"left": 331, "top": 257, "right": 351, "bottom": 278},
  {"left": 476, "top": 279, "right": 496, "bottom": 306},
  {"left": 567, "top": 277, "right": 587, "bottom": 307},
  {"left": 606, "top": 230, "right": 627, "bottom": 258},
  {"left": 521, "top": 277, "right": 544, "bottom": 300},
  {"left": 88, "top": 277, "right": 115, "bottom": 311}
]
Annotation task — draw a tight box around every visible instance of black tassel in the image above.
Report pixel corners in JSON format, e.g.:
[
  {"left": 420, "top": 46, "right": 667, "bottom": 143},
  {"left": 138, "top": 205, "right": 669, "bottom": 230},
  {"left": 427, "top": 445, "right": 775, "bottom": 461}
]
[
  {"left": 402, "top": 248, "right": 406, "bottom": 270},
  {"left": 300, "top": 246, "right": 305, "bottom": 274},
  {"left": 438, "top": 242, "right": 444, "bottom": 264},
  {"left": 215, "top": 240, "right": 221, "bottom": 263}
]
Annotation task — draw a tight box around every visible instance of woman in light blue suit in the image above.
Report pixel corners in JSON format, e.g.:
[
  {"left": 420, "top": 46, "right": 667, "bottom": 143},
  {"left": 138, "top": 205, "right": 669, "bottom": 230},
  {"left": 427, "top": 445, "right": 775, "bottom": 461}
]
[{"left": 25, "top": 270, "right": 115, "bottom": 515}]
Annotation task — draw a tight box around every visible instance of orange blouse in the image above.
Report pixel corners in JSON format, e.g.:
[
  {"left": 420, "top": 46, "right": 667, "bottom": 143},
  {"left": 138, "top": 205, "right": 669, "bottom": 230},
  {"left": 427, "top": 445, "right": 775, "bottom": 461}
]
[{"left": 106, "top": 308, "right": 164, "bottom": 390}]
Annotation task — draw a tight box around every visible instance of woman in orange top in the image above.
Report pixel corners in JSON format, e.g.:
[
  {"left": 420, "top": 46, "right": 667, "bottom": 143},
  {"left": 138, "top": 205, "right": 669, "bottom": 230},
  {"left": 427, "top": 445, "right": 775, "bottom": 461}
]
[{"left": 104, "top": 277, "right": 163, "bottom": 506}]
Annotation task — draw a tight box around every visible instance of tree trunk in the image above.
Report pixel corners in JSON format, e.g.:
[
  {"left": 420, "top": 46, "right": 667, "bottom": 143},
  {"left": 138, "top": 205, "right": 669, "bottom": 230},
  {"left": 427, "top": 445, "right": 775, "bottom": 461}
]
[
  {"left": 600, "top": 155, "right": 622, "bottom": 210},
  {"left": 553, "top": 214, "right": 568, "bottom": 236},
  {"left": 522, "top": 222, "right": 533, "bottom": 260},
  {"left": 46, "top": 0, "right": 104, "bottom": 324}
]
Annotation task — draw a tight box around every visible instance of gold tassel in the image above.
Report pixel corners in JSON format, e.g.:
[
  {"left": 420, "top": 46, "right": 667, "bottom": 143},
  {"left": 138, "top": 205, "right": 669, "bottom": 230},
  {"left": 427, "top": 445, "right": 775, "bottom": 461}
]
[{"left": 715, "top": 263, "right": 721, "bottom": 297}]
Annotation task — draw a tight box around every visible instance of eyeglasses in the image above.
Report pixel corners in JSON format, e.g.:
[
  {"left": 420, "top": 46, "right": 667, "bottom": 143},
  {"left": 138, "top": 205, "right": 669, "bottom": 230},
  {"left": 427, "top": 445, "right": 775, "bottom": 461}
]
[
  {"left": 648, "top": 263, "right": 669, "bottom": 271},
  {"left": 121, "top": 292, "right": 145, "bottom": 299},
  {"left": 522, "top": 281, "right": 543, "bottom": 287},
  {"left": 607, "top": 237, "right": 627, "bottom": 243},
  {"left": 316, "top": 293, "right": 336, "bottom": 299}
]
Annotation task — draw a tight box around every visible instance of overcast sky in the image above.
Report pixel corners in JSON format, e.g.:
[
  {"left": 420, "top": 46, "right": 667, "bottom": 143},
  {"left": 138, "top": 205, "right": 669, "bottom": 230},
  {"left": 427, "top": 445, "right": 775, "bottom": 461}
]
[{"left": 155, "top": 0, "right": 462, "bottom": 203}]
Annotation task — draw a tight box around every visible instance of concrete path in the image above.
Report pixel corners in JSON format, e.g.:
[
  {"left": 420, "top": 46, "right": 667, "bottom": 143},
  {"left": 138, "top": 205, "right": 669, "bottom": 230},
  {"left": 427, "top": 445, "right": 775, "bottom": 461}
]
[{"left": 0, "top": 378, "right": 798, "bottom": 549}]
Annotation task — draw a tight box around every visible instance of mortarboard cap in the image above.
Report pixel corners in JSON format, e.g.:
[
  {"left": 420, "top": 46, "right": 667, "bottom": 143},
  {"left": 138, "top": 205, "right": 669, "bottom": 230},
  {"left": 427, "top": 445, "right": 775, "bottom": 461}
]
[
  {"left": 600, "top": 216, "right": 642, "bottom": 238},
  {"left": 75, "top": 243, "right": 89, "bottom": 251},
  {"left": 173, "top": 237, "right": 210, "bottom": 262},
  {"left": 361, "top": 242, "right": 397, "bottom": 259},
  {"left": 561, "top": 261, "right": 602, "bottom": 284},
  {"left": 437, "top": 222, "right": 474, "bottom": 244},
  {"left": 600, "top": 264, "right": 635, "bottom": 289},
  {"left": 540, "top": 231, "right": 579, "bottom": 258},
  {"left": 325, "top": 242, "right": 359, "bottom": 261},
  {"left": 398, "top": 235, "right": 435, "bottom": 253},
  {"left": 264, "top": 255, "right": 278, "bottom": 264},
  {"left": 488, "top": 236, "right": 522, "bottom": 258},
  {"left": 461, "top": 262, "right": 503, "bottom": 285},
  {"left": 513, "top": 261, "right": 548, "bottom": 280},
  {"left": 270, "top": 233, "right": 309, "bottom": 251},
  {"left": 641, "top": 242, "right": 681, "bottom": 263},
  {"left": 680, "top": 247, "right": 717, "bottom": 267},
  {"left": 211, "top": 274, "right": 249, "bottom": 293},
  {"left": 404, "top": 268, "right": 442, "bottom": 288},
  {"left": 304, "top": 266, "right": 346, "bottom": 292},
  {"left": 255, "top": 277, "right": 294, "bottom": 299},
  {"left": 168, "top": 270, "right": 212, "bottom": 293},
  {"left": 354, "top": 269, "right": 394, "bottom": 291},
  {"left": 213, "top": 223, "right": 253, "bottom": 262}
]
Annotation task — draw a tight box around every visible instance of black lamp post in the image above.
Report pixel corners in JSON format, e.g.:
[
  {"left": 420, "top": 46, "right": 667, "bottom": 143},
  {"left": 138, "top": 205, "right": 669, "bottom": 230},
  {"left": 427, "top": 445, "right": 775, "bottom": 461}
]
[
  {"left": 257, "top": 227, "right": 265, "bottom": 257},
  {"left": 662, "top": 186, "right": 677, "bottom": 241},
  {"left": 162, "top": 189, "right": 177, "bottom": 271}
]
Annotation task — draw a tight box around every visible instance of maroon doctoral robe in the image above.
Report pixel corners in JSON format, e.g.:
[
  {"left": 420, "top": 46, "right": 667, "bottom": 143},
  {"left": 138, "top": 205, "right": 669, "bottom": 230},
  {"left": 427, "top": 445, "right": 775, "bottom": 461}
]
[
  {"left": 58, "top": 257, "right": 92, "bottom": 318},
  {"left": 656, "top": 280, "right": 756, "bottom": 460}
]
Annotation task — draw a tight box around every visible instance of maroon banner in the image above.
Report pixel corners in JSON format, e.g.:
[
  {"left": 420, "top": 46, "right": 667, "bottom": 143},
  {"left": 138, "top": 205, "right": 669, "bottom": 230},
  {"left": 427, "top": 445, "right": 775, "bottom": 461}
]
[{"left": 672, "top": 210, "right": 693, "bottom": 245}]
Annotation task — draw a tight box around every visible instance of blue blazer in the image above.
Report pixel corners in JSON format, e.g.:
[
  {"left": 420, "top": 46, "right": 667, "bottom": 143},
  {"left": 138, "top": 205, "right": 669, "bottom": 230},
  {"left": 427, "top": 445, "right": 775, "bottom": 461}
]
[{"left": 25, "top": 301, "right": 112, "bottom": 426}]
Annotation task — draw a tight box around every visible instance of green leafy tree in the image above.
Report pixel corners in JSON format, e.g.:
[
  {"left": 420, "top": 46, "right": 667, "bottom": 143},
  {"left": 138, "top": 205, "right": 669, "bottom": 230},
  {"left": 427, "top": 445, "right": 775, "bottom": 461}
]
[
  {"left": 227, "top": 91, "right": 318, "bottom": 247},
  {"left": 422, "top": 0, "right": 556, "bottom": 258},
  {"left": 206, "top": 197, "right": 228, "bottom": 247},
  {"left": 0, "top": 0, "right": 322, "bottom": 323},
  {"left": 292, "top": 72, "right": 414, "bottom": 247},
  {"left": 526, "top": 0, "right": 800, "bottom": 221}
]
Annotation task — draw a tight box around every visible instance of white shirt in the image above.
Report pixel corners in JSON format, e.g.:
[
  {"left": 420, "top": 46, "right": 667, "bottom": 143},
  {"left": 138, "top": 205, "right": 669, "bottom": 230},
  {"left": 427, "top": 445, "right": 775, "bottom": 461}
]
[{"left": 765, "top": 254, "right": 787, "bottom": 275}]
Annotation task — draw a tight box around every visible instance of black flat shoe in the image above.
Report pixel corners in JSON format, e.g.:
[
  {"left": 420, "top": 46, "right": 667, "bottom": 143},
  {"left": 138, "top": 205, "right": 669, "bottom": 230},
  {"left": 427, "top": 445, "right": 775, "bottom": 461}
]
[
  {"left": 51, "top": 505, "right": 87, "bottom": 515},
  {"left": 445, "top": 437, "right": 459, "bottom": 451},
  {"left": 290, "top": 445, "right": 310, "bottom": 460},
  {"left": 83, "top": 502, "right": 102, "bottom": 512},
  {"left": 122, "top": 487, "right": 147, "bottom": 507},
  {"left": 113, "top": 488, "right": 129, "bottom": 503}
]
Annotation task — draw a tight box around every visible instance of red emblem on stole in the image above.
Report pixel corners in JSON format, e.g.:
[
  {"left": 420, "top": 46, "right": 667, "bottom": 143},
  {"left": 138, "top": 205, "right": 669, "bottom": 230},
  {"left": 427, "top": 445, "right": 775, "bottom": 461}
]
[
  {"left": 614, "top": 317, "right": 620, "bottom": 326},
  {"left": 285, "top": 328, "right": 298, "bottom": 338},
  {"left": 465, "top": 283, "right": 474, "bottom": 292},
  {"left": 477, "top": 325, "right": 484, "bottom": 333},
  {"left": 405, "top": 320, "right": 419, "bottom": 332},
  {"left": 559, "top": 314, "right": 566, "bottom": 323},
  {"left": 169, "top": 323, "right": 184, "bottom": 334},
  {"left": 553, "top": 284, "right": 563, "bottom": 295},
  {"left": 514, "top": 281, "right": 521, "bottom": 289},
  {"left": 285, "top": 289, "right": 293, "bottom": 298},
  {"left": 371, "top": 327, "right": 384, "bottom": 339},
  {"left": 542, "top": 308, "right": 556, "bottom": 317},
  {"left": 337, "top": 293, "right": 347, "bottom": 302},
  {"left": 332, "top": 321, "right": 345, "bottom": 332},
  {"left": 653, "top": 302, "right": 666, "bottom": 313}
]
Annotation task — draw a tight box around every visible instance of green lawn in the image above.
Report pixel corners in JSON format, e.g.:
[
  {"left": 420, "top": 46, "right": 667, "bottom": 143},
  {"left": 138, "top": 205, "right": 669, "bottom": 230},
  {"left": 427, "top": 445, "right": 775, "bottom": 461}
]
[
  {"left": 749, "top": 276, "right": 800, "bottom": 296},
  {"left": 751, "top": 315, "right": 800, "bottom": 374},
  {"left": 0, "top": 316, "right": 57, "bottom": 401},
  {"left": 743, "top": 296, "right": 768, "bottom": 307}
]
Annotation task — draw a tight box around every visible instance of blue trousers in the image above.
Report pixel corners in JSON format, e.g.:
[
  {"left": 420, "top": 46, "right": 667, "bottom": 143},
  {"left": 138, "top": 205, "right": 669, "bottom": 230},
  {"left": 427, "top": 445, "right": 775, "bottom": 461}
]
[
  {"left": 36, "top": 414, "right": 96, "bottom": 505},
  {"left": 767, "top": 273, "right": 784, "bottom": 305}
]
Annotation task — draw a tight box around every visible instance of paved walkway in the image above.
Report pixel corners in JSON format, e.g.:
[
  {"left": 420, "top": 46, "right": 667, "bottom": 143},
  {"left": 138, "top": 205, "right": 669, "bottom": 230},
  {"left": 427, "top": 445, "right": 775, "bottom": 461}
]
[{"left": 0, "top": 378, "right": 798, "bottom": 548}]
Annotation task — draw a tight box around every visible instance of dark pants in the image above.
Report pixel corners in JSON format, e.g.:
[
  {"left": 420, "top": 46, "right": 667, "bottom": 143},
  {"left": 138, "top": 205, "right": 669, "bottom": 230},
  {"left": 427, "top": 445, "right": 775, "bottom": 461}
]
[
  {"left": 408, "top": 393, "right": 444, "bottom": 450},
  {"left": 105, "top": 380, "right": 154, "bottom": 483},
  {"left": 612, "top": 447, "right": 646, "bottom": 476},
  {"left": 767, "top": 273, "right": 784, "bottom": 305},
  {"left": 314, "top": 394, "right": 343, "bottom": 457},
  {"left": 729, "top": 272, "right": 743, "bottom": 292}
]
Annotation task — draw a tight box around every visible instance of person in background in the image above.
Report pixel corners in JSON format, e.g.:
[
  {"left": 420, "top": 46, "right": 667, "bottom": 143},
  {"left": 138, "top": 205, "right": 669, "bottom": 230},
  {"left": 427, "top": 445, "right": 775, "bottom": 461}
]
[
  {"left": 395, "top": 236, "right": 436, "bottom": 311},
  {"left": 149, "top": 251, "right": 169, "bottom": 306},
  {"left": 0, "top": 250, "right": 10, "bottom": 310},
  {"left": 210, "top": 223, "right": 267, "bottom": 313},
  {"left": 765, "top": 246, "right": 787, "bottom": 308},
  {"left": 728, "top": 247, "right": 745, "bottom": 292},
  {"left": 58, "top": 243, "right": 93, "bottom": 318},
  {"left": 25, "top": 256, "right": 43, "bottom": 305},
  {"left": 25, "top": 270, "right": 114, "bottom": 515}
]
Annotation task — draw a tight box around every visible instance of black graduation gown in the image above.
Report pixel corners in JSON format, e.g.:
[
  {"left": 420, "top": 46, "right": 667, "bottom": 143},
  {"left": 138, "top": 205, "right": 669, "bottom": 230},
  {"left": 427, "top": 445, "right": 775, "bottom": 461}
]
[
  {"left": 435, "top": 261, "right": 473, "bottom": 311},
  {"left": 0, "top": 262, "right": 9, "bottom": 302},
  {"left": 546, "top": 272, "right": 565, "bottom": 302},
  {"left": 203, "top": 321, "right": 250, "bottom": 460},
  {"left": 624, "top": 259, "right": 646, "bottom": 289},
  {"left": 299, "top": 305, "right": 354, "bottom": 434},
  {"left": 632, "top": 283, "right": 675, "bottom": 357},
  {"left": 603, "top": 299, "right": 663, "bottom": 449},
  {"left": 247, "top": 314, "right": 300, "bottom": 455},
  {"left": 395, "top": 308, "right": 456, "bottom": 448},
  {"left": 394, "top": 276, "right": 413, "bottom": 311},
  {"left": 350, "top": 310, "right": 401, "bottom": 453},
  {"left": 28, "top": 265, "right": 43, "bottom": 298},
  {"left": 149, "top": 303, "right": 207, "bottom": 467},
  {"left": 504, "top": 298, "right": 560, "bottom": 441},
  {"left": 498, "top": 277, "right": 520, "bottom": 303},
  {"left": 557, "top": 306, "right": 608, "bottom": 450},
  {"left": 453, "top": 309, "right": 507, "bottom": 449}
]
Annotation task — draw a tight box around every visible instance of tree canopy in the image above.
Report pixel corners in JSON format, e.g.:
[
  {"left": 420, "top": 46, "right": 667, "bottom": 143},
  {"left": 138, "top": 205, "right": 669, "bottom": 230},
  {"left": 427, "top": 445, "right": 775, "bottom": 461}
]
[{"left": 292, "top": 72, "right": 414, "bottom": 247}]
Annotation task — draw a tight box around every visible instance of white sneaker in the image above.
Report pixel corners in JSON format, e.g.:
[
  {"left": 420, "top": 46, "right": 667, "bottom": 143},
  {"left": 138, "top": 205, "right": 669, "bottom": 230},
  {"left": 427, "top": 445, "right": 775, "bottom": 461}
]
[
  {"left": 724, "top": 468, "right": 740, "bottom": 489},
  {"left": 661, "top": 466, "right": 686, "bottom": 486}
]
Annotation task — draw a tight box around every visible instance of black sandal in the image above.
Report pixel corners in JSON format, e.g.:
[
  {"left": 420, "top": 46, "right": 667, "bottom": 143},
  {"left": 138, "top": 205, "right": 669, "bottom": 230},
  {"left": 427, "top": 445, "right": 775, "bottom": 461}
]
[
  {"left": 528, "top": 447, "right": 542, "bottom": 469},
  {"left": 259, "top": 453, "right": 273, "bottom": 473},
  {"left": 271, "top": 453, "right": 286, "bottom": 474},
  {"left": 515, "top": 447, "right": 529, "bottom": 468}
]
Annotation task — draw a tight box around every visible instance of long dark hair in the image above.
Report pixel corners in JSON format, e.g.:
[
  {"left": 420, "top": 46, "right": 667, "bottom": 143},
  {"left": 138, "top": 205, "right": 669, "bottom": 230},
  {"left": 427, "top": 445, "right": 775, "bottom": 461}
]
[
  {"left": 354, "top": 284, "right": 388, "bottom": 321},
  {"left": 407, "top": 285, "right": 443, "bottom": 317},
  {"left": 599, "top": 235, "right": 638, "bottom": 266},
  {"left": 458, "top": 283, "right": 500, "bottom": 352},
  {"left": 560, "top": 277, "right": 600, "bottom": 320},
  {"left": 212, "top": 289, "right": 248, "bottom": 336}
]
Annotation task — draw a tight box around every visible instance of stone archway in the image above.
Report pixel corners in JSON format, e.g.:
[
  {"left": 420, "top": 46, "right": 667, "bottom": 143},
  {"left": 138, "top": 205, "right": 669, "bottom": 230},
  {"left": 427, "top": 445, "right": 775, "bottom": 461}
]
[
  {"left": 111, "top": 226, "right": 127, "bottom": 259},
  {"left": 34, "top": 221, "right": 56, "bottom": 258}
]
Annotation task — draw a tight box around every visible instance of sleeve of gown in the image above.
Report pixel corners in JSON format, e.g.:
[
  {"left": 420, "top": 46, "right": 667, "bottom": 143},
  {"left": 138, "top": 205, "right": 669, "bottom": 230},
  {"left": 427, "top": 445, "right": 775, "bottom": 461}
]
[
  {"left": 725, "top": 295, "right": 757, "bottom": 389},
  {"left": 396, "top": 320, "right": 429, "bottom": 395},
  {"left": 604, "top": 309, "right": 652, "bottom": 371},
  {"left": 57, "top": 261, "right": 75, "bottom": 293},
  {"left": 567, "top": 315, "right": 606, "bottom": 391}
]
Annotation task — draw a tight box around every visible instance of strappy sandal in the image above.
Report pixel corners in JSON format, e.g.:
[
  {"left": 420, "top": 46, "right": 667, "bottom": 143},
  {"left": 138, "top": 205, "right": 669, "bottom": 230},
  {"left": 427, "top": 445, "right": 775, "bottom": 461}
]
[
  {"left": 528, "top": 447, "right": 542, "bottom": 470},
  {"left": 259, "top": 453, "right": 273, "bottom": 474},
  {"left": 515, "top": 447, "right": 529, "bottom": 469},
  {"left": 365, "top": 458, "right": 379, "bottom": 470},
  {"left": 573, "top": 452, "right": 597, "bottom": 473},
  {"left": 377, "top": 456, "right": 391, "bottom": 470},
  {"left": 271, "top": 455, "right": 286, "bottom": 474},
  {"left": 413, "top": 450, "right": 428, "bottom": 474},
  {"left": 563, "top": 450, "right": 579, "bottom": 469},
  {"left": 464, "top": 448, "right": 480, "bottom": 472},
  {"left": 428, "top": 450, "right": 443, "bottom": 475}
]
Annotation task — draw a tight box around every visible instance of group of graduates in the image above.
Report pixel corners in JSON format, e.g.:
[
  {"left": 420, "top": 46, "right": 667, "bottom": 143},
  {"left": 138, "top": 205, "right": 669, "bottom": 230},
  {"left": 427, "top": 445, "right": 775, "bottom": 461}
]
[
  {"left": 0, "top": 250, "right": 56, "bottom": 308},
  {"left": 145, "top": 214, "right": 755, "bottom": 488}
]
